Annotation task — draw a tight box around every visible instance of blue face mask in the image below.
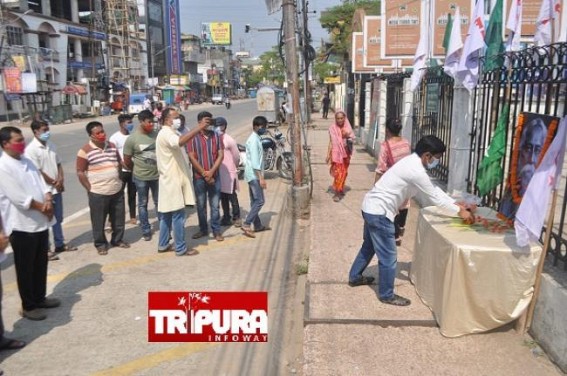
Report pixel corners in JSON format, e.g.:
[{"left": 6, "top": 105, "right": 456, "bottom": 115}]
[
  {"left": 257, "top": 127, "right": 267, "bottom": 136},
  {"left": 427, "top": 157, "right": 440, "bottom": 170},
  {"left": 38, "top": 131, "right": 50, "bottom": 142},
  {"left": 214, "top": 127, "right": 223, "bottom": 136},
  {"left": 126, "top": 123, "right": 134, "bottom": 133}
]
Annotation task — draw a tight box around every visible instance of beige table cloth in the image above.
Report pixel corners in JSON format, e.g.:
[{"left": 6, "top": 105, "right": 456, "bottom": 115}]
[{"left": 410, "top": 206, "right": 542, "bottom": 337}]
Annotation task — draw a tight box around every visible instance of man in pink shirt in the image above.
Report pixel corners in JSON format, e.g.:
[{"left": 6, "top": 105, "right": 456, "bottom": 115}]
[{"left": 215, "top": 117, "right": 241, "bottom": 227}]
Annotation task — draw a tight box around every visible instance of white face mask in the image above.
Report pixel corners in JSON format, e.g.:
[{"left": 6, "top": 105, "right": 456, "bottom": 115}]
[
  {"left": 427, "top": 157, "right": 440, "bottom": 170},
  {"left": 172, "top": 118, "right": 182, "bottom": 130}
]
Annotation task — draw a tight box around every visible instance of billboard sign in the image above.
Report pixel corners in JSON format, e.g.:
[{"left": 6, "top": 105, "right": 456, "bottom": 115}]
[
  {"left": 363, "top": 16, "right": 392, "bottom": 68},
  {"left": 352, "top": 32, "right": 377, "bottom": 73},
  {"left": 433, "top": 0, "right": 472, "bottom": 57},
  {"left": 381, "top": 0, "right": 422, "bottom": 58},
  {"left": 201, "top": 22, "right": 232, "bottom": 47}
]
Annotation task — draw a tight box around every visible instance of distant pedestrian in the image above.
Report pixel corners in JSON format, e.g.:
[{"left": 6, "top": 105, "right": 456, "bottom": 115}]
[
  {"left": 0, "top": 126, "right": 61, "bottom": 321},
  {"left": 76, "top": 121, "right": 129, "bottom": 255},
  {"left": 374, "top": 118, "right": 411, "bottom": 246},
  {"left": 215, "top": 117, "right": 241, "bottom": 227},
  {"left": 109, "top": 114, "right": 137, "bottom": 225},
  {"left": 348, "top": 136, "right": 474, "bottom": 306},
  {"left": 322, "top": 93, "right": 331, "bottom": 119},
  {"left": 123, "top": 110, "right": 160, "bottom": 242},
  {"left": 188, "top": 111, "right": 225, "bottom": 242},
  {"left": 326, "top": 110, "right": 355, "bottom": 202},
  {"left": 156, "top": 108, "right": 205, "bottom": 256},
  {"left": 25, "top": 119, "right": 78, "bottom": 260},
  {"left": 241, "top": 116, "right": 271, "bottom": 238}
]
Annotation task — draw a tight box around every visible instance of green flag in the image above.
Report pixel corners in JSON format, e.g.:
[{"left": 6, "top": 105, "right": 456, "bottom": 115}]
[
  {"left": 442, "top": 13, "right": 453, "bottom": 53},
  {"left": 476, "top": 104, "right": 509, "bottom": 196},
  {"left": 484, "top": 0, "right": 505, "bottom": 71}
]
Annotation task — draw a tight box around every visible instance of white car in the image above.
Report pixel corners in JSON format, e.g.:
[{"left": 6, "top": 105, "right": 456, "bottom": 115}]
[{"left": 212, "top": 94, "right": 224, "bottom": 105}]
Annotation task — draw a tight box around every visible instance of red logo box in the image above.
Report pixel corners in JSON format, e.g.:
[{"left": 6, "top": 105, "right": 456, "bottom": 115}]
[{"left": 148, "top": 291, "right": 268, "bottom": 342}]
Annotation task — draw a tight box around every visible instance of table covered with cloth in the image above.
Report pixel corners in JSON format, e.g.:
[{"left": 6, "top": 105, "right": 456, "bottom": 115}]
[{"left": 410, "top": 206, "right": 542, "bottom": 337}]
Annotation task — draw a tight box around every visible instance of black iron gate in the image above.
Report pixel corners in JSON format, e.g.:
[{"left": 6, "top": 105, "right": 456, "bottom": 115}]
[
  {"left": 468, "top": 42, "right": 567, "bottom": 270},
  {"left": 380, "top": 72, "right": 410, "bottom": 123},
  {"left": 411, "top": 67, "right": 455, "bottom": 183}
]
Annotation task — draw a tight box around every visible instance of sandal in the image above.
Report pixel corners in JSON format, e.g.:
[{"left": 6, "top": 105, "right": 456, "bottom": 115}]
[
  {"left": 379, "top": 294, "right": 411, "bottom": 306},
  {"left": 0, "top": 338, "right": 26, "bottom": 351},
  {"left": 348, "top": 276, "right": 375, "bottom": 287},
  {"left": 332, "top": 195, "right": 340, "bottom": 202},
  {"left": 241, "top": 227, "right": 256, "bottom": 238},
  {"left": 97, "top": 247, "right": 108, "bottom": 256}
]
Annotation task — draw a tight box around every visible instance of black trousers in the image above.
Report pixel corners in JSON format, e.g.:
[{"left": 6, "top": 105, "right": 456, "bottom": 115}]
[
  {"left": 221, "top": 192, "right": 241, "bottom": 221},
  {"left": 9, "top": 230, "right": 49, "bottom": 311},
  {"left": 121, "top": 171, "right": 137, "bottom": 220},
  {"left": 88, "top": 190, "right": 125, "bottom": 248},
  {"left": 0, "top": 269, "right": 4, "bottom": 340}
]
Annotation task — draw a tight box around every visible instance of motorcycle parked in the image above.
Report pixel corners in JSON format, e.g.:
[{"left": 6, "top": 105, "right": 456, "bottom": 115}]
[{"left": 237, "top": 128, "right": 293, "bottom": 180}]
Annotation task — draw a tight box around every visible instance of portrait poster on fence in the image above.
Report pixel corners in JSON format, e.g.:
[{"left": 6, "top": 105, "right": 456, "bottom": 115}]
[{"left": 499, "top": 112, "right": 559, "bottom": 220}]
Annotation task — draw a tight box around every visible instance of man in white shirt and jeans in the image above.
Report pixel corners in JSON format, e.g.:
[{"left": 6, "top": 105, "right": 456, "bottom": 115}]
[{"left": 348, "top": 135, "right": 474, "bottom": 306}]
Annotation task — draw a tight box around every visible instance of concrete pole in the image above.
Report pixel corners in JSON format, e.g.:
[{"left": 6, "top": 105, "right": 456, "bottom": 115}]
[
  {"left": 282, "top": 0, "right": 303, "bottom": 186},
  {"left": 447, "top": 84, "right": 472, "bottom": 194}
]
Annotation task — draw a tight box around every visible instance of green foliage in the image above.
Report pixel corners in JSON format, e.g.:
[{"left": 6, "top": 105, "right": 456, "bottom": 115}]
[
  {"left": 319, "top": 1, "right": 380, "bottom": 59},
  {"left": 312, "top": 60, "right": 340, "bottom": 84}
]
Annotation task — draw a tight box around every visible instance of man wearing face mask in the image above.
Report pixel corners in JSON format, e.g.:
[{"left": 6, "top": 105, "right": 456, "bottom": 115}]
[
  {"left": 109, "top": 114, "right": 137, "bottom": 225},
  {"left": 241, "top": 116, "right": 270, "bottom": 238},
  {"left": 156, "top": 108, "right": 206, "bottom": 256},
  {"left": 188, "top": 111, "right": 225, "bottom": 242},
  {"left": 347, "top": 136, "right": 474, "bottom": 307},
  {"left": 0, "top": 126, "right": 59, "bottom": 321},
  {"left": 25, "top": 119, "right": 77, "bottom": 261},
  {"left": 76, "top": 121, "right": 128, "bottom": 255},
  {"left": 123, "top": 110, "right": 160, "bottom": 242}
]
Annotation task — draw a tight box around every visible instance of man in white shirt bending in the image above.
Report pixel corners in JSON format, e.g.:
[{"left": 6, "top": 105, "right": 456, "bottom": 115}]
[{"left": 348, "top": 135, "right": 474, "bottom": 306}]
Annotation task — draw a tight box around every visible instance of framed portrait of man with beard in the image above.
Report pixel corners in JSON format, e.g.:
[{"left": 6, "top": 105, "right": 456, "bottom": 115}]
[{"left": 499, "top": 112, "right": 559, "bottom": 220}]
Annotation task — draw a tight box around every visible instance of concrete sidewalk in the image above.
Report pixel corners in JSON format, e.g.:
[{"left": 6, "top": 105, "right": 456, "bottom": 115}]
[{"left": 303, "top": 117, "right": 562, "bottom": 375}]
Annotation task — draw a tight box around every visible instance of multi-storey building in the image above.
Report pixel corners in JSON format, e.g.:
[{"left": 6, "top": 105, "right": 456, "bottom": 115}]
[{"left": 0, "top": 0, "right": 147, "bottom": 121}]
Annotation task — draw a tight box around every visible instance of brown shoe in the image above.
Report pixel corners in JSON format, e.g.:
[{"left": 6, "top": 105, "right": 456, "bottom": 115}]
[
  {"left": 54, "top": 244, "right": 78, "bottom": 253},
  {"left": 214, "top": 233, "right": 224, "bottom": 242},
  {"left": 241, "top": 226, "right": 255, "bottom": 238},
  {"left": 20, "top": 309, "right": 47, "bottom": 321}
]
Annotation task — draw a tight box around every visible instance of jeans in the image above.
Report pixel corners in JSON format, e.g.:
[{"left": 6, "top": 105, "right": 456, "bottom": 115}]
[
  {"left": 88, "top": 191, "right": 125, "bottom": 248},
  {"left": 158, "top": 208, "right": 187, "bottom": 255},
  {"left": 348, "top": 211, "right": 397, "bottom": 300},
  {"left": 221, "top": 192, "right": 240, "bottom": 221},
  {"left": 133, "top": 177, "right": 159, "bottom": 236},
  {"left": 194, "top": 177, "right": 221, "bottom": 235},
  {"left": 9, "top": 230, "right": 49, "bottom": 311},
  {"left": 51, "top": 193, "right": 65, "bottom": 248},
  {"left": 244, "top": 179, "right": 264, "bottom": 230}
]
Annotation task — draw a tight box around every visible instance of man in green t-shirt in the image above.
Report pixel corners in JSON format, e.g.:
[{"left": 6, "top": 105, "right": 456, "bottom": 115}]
[{"left": 123, "top": 110, "right": 160, "bottom": 241}]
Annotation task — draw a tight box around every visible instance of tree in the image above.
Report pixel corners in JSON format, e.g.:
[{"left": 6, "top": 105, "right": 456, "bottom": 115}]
[
  {"left": 312, "top": 60, "right": 340, "bottom": 85},
  {"left": 319, "top": 1, "right": 380, "bottom": 60}
]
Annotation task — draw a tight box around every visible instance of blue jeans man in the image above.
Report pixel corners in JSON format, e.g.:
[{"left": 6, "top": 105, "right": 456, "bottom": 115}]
[
  {"left": 158, "top": 208, "right": 187, "bottom": 255},
  {"left": 133, "top": 177, "right": 159, "bottom": 240},
  {"left": 52, "top": 193, "right": 65, "bottom": 249},
  {"left": 244, "top": 179, "right": 265, "bottom": 230},
  {"left": 348, "top": 212, "right": 397, "bottom": 301},
  {"left": 193, "top": 177, "right": 221, "bottom": 237}
]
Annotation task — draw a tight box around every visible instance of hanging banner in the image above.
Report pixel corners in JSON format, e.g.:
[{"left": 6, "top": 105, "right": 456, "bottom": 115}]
[
  {"left": 3, "top": 67, "right": 22, "bottom": 94},
  {"left": 21, "top": 72, "right": 38, "bottom": 93}
]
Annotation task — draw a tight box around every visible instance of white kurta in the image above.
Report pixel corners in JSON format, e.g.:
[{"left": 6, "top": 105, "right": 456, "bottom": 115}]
[
  {"left": 156, "top": 126, "right": 195, "bottom": 212},
  {"left": 219, "top": 133, "right": 240, "bottom": 194}
]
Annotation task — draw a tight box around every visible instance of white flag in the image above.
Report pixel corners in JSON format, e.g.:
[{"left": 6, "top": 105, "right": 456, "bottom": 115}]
[
  {"left": 456, "top": 0, "right": 486, "bottom": 91},
  {"left": 515, "top": 116, "right": 567, "bottom": 247},
  {"left": 410, "top": 21, "right": 429, "bottom": 91},
  {"left": 534, "top": 0, "right": 561, "bottom": 46},
  {"left": 444, "top": 7, "right": 464, "bottom": 79},
  {"left": 505, "top": 0, "right": 522, "bottom": 51}
]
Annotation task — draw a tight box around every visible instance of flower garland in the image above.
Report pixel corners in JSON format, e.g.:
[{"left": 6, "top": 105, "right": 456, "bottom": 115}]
[{"left": 509, "top": 113, "right": 558, "bottom": 205}]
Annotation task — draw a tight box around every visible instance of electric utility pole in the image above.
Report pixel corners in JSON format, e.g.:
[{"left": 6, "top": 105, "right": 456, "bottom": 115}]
[{"left": 282, "top": 0, "right": 303, "bottom": 187}]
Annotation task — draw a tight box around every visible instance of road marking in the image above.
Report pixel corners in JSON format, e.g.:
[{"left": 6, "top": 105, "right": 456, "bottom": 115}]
[
  {"left": 64, "top": 206, "right": 90, "bottom": 223},
  {"left": 92, "top": 343, "right": 217, "bottom": 375}
]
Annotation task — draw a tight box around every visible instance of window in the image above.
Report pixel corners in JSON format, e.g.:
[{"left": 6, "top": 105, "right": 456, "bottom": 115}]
[{"left": 6, "top": 26, "right": 24, "bottom": 46}]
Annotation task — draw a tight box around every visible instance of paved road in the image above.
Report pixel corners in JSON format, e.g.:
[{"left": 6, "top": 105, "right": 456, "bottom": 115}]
[{"left": 0, "top": 100, "right": 306, "bottom": 375}]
